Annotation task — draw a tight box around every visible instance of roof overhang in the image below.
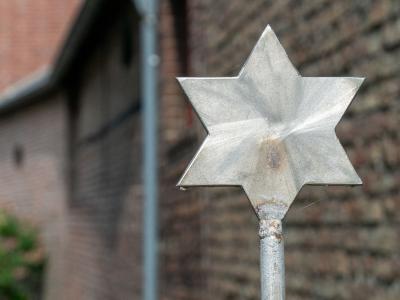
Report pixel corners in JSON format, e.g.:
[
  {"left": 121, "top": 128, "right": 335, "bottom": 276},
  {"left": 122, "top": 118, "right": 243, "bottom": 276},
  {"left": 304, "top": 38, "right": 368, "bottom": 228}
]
[{"left": 0, "top": 0, "right": 139, "bottom": 114}]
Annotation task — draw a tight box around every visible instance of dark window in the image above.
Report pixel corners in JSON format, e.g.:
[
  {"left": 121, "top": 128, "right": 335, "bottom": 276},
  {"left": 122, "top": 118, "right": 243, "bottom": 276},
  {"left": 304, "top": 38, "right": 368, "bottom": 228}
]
[{"left": 13, "top": 144, "right": 24, "bottom": 167}]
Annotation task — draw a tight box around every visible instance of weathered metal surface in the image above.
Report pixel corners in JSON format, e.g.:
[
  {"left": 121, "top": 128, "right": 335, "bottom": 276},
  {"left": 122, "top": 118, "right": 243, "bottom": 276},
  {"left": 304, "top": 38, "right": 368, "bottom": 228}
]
[
  {"left": 259, "top": 219, "right": 285, "bottom": 300},
  {"left": 177, "top": 25, "right": 363, "bottom": 219}
]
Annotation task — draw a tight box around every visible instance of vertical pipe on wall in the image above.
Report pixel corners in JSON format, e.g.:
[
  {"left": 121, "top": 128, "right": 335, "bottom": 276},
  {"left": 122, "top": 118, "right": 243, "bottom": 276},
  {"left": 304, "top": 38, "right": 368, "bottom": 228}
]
[{"left": 134, "top": 0, "right": 159, "bottom": 299}]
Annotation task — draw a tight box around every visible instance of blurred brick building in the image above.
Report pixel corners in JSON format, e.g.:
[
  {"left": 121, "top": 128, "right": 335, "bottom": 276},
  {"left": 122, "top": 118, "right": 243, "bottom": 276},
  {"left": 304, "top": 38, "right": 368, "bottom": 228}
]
[
  {"left": 0, "top": 0, "right": 398, "bottom": 300},
  {"left": 0, "top": 0, "right": 81, "bottom": 91}
]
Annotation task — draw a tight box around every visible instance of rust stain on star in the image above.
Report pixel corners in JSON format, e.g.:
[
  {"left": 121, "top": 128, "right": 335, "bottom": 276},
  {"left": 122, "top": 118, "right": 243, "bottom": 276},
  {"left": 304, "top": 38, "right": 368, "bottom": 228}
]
[{"left": 262, "top": 138, "right": 286, "bottom": 170}]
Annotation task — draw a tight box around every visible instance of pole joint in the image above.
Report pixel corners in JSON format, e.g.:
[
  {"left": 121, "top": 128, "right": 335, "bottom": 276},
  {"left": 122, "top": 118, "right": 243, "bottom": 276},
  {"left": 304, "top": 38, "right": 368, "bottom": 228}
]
[{"left": 259, "top": 219, "right": 283, "bottom": 241}]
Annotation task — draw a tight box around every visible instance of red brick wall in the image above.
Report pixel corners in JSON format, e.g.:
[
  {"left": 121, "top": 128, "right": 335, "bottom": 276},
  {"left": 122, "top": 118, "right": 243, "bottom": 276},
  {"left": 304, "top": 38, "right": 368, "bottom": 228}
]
[
  {"left": 158, "top": 1, "right": 206, "bottom": 299},
  {"left": 163, "top": 0, "right": 400, "bottom": 299},
  {"left": 0, "top": 0, "right": 81, "bottom": 92},
  {"left": 0, "top": 94, "right": 69, "bottom": 299},
  {"left": 62, "top": 3, "right": 142, "bottom": 299}
]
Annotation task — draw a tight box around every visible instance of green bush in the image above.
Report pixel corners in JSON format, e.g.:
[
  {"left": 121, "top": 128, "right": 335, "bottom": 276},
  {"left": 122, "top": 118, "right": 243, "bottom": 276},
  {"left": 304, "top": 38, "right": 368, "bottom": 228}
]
[{"left": 0, "top": 211, "right": 45, "bottom": 300}]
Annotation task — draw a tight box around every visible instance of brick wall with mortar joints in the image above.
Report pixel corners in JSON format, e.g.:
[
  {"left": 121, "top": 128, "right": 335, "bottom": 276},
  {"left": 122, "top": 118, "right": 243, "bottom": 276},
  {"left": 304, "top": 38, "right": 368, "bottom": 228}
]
[
  {"left": 158, "top": 0, "right": 207, "bottom": 299},
  {"left": 183, "top": 0, "right": 400, "bottom": 299},
  {"left": 0, "top": 94, "right": 69, "bottom": 299},
  {"left": 61, "top": 4, "right": 143, "bottom": 299}
]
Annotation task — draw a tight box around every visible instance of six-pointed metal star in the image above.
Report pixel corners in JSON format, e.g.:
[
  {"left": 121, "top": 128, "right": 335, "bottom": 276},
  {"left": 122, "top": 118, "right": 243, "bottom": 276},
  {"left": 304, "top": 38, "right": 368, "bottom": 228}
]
[
  {"left": 177, "top": 25, "right": 364, "bottom": 300},
  {"left": 177, "top": 25, "right": 363, "bottom": 220}
]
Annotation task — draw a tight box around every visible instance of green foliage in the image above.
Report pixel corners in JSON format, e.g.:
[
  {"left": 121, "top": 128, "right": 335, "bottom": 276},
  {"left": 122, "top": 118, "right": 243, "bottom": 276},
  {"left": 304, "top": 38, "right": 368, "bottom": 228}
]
[{"left": 0, "top": 211, "right": 45, "bottom": 300}]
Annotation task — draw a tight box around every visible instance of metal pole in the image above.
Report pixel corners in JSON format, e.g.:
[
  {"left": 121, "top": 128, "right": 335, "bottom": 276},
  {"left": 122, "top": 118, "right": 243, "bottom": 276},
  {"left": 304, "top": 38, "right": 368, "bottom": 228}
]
[
  {"left": 259, "top": 219, "right": 285, "bottom": 300},
  {"left": 139, "top": 0, "right": 159, "bottom": 299}
]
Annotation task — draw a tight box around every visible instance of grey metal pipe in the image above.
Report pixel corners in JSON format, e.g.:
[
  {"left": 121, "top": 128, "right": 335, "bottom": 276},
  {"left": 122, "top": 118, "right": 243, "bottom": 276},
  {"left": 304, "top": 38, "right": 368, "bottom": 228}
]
[
  {"left": 137, "top": 0, "right": 159, "bottom": 299},
  {"left": 259, "top": 219, "right": 285, "bottom": 300}
]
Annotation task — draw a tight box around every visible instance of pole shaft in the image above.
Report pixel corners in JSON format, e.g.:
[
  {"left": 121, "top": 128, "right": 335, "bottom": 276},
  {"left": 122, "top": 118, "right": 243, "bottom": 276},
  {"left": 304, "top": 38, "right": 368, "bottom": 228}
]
[
  {"left": 141, "top": 0, "right": 159, "bottom": 299},
  {"left": 259, "top": 219, "right": 285, "bottom": 300}
]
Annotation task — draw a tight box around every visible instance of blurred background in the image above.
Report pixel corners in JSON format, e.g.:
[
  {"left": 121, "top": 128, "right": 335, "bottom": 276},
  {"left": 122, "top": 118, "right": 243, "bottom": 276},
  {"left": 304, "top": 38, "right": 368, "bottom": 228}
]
[{"left": 0, "top": 0, "right": 398, "bottom": 299}]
